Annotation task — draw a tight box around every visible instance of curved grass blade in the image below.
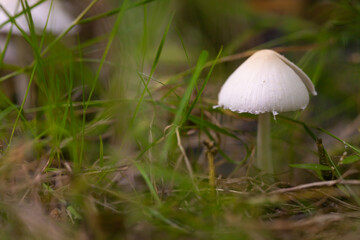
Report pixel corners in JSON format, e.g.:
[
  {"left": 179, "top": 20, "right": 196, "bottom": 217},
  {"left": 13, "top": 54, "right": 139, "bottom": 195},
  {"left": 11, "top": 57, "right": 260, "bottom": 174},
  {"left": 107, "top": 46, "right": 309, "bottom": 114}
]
[
  {"left": 160, "top": 51, "right": 208, "bottom": 165},
  {"left": 133, "top": 161, "right": 161, "bottom": 205},
  {"left": 185, "top": 46, "right": 223, "bottom": 121}
]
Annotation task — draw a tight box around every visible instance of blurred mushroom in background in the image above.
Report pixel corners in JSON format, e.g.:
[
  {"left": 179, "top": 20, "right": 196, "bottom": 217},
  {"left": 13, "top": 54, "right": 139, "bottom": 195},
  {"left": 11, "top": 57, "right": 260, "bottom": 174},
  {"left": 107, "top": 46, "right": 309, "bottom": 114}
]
[{"left": 0, "top": 0, "right": 76, "bottom": 108}]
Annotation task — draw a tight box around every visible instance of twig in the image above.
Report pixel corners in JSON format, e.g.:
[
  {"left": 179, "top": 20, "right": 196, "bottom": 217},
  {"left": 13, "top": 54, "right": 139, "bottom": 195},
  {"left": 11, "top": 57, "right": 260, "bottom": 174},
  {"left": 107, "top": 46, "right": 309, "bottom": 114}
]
[
  {"left": 215, "top": 188, "right": 247, "bottom": 195},
  {"left": 203, "top": 139, "right": 217, "bottom": 189},
  {"left": 317, "top": 189, "right": 360, "bottom": 211},
  {"left": 217, "top": 44, "right": 319, "bottom": 65},
  {"left": 270, "top": 179, "right": 360, "bottom": 195},
  {"left": 175, "top": 127, "right": 195, "bottom": 180}
]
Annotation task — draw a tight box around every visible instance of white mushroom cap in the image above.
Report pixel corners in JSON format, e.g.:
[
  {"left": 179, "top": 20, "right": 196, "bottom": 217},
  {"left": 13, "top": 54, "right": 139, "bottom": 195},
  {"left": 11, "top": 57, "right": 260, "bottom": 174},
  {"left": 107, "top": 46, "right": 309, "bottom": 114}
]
[
  {"left": 0, "top": 0, "right": 75, "bottom": 35},
  {"left": 217, "top": 49, "right": 317, "bottom": 115}
]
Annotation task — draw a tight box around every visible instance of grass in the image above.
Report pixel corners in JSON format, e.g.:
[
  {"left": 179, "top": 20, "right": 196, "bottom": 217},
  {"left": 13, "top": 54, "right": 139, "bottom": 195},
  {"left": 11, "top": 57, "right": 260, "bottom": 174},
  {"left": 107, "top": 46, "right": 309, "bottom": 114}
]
[{"left": 0, "top": 0, "right": 360, "bottom": 239}]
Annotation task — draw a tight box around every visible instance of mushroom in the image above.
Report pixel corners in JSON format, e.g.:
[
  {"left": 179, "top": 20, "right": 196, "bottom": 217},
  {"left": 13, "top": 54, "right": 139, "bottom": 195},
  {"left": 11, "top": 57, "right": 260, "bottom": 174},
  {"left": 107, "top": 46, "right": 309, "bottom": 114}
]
[
  {"left": 0, "top": 0, "right": 76, "bottom": 107},
  {"left": 217, "top": 49, "right": 316, "bottom": 174}
]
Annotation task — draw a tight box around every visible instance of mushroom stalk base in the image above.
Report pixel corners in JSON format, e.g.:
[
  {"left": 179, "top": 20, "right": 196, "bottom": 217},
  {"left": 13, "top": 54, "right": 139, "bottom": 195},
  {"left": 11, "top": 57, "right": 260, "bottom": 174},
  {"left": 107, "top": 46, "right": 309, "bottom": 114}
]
[{"left": 257, "top": 112, "right": 273, "bottom": 174}]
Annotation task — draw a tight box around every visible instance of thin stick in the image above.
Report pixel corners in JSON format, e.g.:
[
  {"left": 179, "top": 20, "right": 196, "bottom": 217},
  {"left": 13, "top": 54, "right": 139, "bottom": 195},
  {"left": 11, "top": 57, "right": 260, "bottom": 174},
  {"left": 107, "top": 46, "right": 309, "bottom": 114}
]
[
  {"left": 269, "top": 179, "right": 360, "bottom": 194},
  {"left": 207, "top": 150, "right": 215, "bottom": 189},
  {"left": 204, "top": 140, "right": 217, "bottom": 192},
  {"left": 175, "top": 127, "right": 195, "bottom": 181}
]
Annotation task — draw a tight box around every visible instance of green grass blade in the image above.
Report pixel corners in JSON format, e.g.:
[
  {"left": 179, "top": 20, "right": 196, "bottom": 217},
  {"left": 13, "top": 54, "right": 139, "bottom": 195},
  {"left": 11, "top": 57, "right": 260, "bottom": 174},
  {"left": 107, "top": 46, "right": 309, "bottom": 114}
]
[
  {"left": 175, "top": 27, "right": 191, "bottom": 66},
  {"left": 131, "top": 12, "right": 175, "bottom": 124},
  {"left": 78, "top": 0, "right": 129, "bottom": 170},
  {"left": 78, "top": 0, "right": 157, "bottom": 25},
  {"left": 157, "top": 101, "right": 250, "bottom": 155},
  {"left": 0, "top": 0, "right": 45, "bottom": 29},
  {"left": 185, "top": 46, "right": 223, "bottom": 121},
  {"left": 99, "top": 135, "right": 104, "bottom": 168},
  {"left": 316, "top": 127, "right": 360, "bottom": 155},
  {"left": 341, "top": 155, "right": 360, "bottom": 165},
  {"left": 290, "top": 163, "right": 332, "bottom": 171},
  {"left": 8, "top": 63, "right": 37, "bottom": 146},
  {"left": 40, "top": 0, "right": 100, "bottom": 57},
  {"left": 160, "top": 50, "right": 208, "bottom": 164},
  {"left": 173, "top": 51, "right": 208, "bottom": 126},
  {"left": 133, "top": 161, "right": 161, "bottom": 204}
]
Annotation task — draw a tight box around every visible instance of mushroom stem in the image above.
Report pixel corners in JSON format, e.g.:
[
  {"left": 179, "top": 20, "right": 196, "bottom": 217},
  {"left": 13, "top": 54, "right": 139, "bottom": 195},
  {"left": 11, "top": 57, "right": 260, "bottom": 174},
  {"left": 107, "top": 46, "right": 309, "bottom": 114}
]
[{"left": 257, "top": 112, "right": 273, "bottom": 174}]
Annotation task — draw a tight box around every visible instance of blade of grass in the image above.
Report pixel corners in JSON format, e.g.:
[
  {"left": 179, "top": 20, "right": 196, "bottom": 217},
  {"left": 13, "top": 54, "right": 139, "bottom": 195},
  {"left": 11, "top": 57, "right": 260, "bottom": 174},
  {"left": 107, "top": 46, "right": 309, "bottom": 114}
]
[
  {"left": 278, "top": 115, "right": 360, "bottom": 155},
  {"left": 290, "top": 163, "right": 332, "bottom": 171},
  {"left": 277, "top": 115, "right": 317, "bottom": 141},
  {"left": 132, "top": 161, "right": 161, "bottom": 205},
  {"left": 175, "top": 27, "right": 191, "bottom": 66},
  {"left": 19, "top": 0, "right": 50, "bottom": 102},
  {"left": 0, "top": 5, "right": 31, "bottom": 44},
  {"left": 173, "top": 51, "right": 208, "bottom": 126},
  {"left": 0, "top": 0, "right": 45, "bottom": 29},
  {"left": 8, "top": 62, "right": 37, "bottom": 146},
  {"left": 131, "top": 12, "right": 175, "bottom": 124},
  {"left": 185, "top": 46, "right": 223, "bottom": 121},
  {"left": 316, "top": 127, "right": 360, "bottom": 155},
  {"left": 0, "top": 106, "right": 17, "bottom": 121},
  {"left": 0, "top": 91, "right": 32, "bottom": 132},
  {"left": 78, "top": 0, "right": 157, "bottom": 25},
  {"left": 38, "top": 0, "right": 54, "bottom": 50},
  {"left": 40, "top": 0, "right": 100, "bottom": 57},
  {"left": 78, "top": 0, "right": 129, "bottom": 170},
  {"left": 0, "top": 25, "right": 13, "bottom": 66},
  {"left": 141, "top": 4, "right": 147, "bottom": 71},
  {"left": 278, "top": 115, "right": 360, "bottom": 204},
  {"left": 341, "top": 155, "right": 360, "bottom": 165},
  {"left": 160, "top": 50, "right": 208, "bottom": 165},
  {"left": 157, "top": 101, "right": 250, "bottom": 156},
  {"left": 99, "top": 135, "right": 104, "bottom": 168}
]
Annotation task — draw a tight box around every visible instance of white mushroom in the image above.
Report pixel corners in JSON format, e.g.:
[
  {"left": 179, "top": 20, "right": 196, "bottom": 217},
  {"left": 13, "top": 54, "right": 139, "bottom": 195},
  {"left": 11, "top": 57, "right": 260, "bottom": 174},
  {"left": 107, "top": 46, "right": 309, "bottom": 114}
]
[{"left": 217, "top": 49, "right": 316, "bottom": 174}]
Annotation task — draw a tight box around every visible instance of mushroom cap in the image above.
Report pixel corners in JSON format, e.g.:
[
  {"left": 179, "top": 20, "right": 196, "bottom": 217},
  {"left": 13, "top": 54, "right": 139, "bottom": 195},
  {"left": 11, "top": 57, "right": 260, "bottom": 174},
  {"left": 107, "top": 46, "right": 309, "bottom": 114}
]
[
  {"left": 217, "top": 49, "right": 317, "bottom": 115},
  {"left": 0, "top": 0, "right": 75, "bottom": 35}
]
